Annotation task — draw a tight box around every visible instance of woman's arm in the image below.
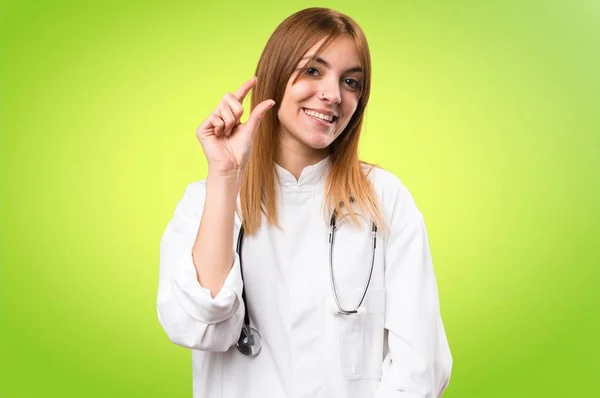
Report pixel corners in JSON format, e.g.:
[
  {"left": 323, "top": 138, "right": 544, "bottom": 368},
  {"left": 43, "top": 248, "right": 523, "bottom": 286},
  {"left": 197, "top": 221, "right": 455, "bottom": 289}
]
[
  {"left": 157, "top": 77, "right": 273, "bottom": 352},
  {"left": 157, "top": 180, "right": 244, "bottom": 352},
  {"left": 193, "top": 173, "right": 242, "bottom": 298}
]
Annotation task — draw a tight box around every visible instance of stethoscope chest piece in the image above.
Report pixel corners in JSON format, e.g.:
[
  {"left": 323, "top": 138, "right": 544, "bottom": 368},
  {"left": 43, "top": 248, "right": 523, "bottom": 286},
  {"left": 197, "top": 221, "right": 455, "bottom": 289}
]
[{"left": 236, "top": 324, "right": 263, "bottom": 357}]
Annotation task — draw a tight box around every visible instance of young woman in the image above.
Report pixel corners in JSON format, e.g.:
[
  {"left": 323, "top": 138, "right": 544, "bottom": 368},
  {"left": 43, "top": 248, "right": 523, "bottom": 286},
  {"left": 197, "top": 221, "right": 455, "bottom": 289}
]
[{"left": 157, "top": 7, "right": 452, "bottom": 398}]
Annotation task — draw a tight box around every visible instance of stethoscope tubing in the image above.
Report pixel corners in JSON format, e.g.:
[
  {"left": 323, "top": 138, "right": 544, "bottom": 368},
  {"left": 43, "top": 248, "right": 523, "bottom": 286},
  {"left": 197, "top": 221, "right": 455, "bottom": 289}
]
[
  {"left": 235, "top": 208, "right": 377, "bottom": 356},
  {"left": 328, "top": 210, "right": 378, "bottom": 315}
]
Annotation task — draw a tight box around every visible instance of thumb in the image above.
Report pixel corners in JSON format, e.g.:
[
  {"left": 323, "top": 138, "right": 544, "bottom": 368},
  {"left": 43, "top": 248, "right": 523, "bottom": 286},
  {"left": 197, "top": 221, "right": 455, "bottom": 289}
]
[{"left": 245, "top": 99, "right": 275, "bottom": 134}]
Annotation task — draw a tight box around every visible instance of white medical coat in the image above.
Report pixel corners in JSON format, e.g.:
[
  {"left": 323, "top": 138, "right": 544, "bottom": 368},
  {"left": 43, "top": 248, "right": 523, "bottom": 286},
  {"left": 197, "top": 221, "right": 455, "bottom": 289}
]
[{"left": 157, "top": 158, "right": 453, "bottom": 397}]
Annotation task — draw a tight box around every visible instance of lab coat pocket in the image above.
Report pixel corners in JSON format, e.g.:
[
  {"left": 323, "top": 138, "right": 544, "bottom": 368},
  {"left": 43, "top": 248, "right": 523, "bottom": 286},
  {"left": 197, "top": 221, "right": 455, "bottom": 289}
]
[{"left": 335, "top": 287, "right": 385, "bottom": 380}]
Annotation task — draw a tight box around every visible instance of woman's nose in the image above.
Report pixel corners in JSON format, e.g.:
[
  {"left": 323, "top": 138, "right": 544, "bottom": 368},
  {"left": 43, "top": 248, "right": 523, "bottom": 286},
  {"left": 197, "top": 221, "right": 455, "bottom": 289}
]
[{"left": 318, "top": 79, "right": 341, "bottom": 104}]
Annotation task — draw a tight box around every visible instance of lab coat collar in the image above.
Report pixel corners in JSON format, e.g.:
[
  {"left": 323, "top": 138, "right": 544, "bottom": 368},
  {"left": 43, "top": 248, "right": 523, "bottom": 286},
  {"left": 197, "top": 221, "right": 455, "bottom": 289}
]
[{"left": 274, "top": 156, "right": 331, "bottom": 190}]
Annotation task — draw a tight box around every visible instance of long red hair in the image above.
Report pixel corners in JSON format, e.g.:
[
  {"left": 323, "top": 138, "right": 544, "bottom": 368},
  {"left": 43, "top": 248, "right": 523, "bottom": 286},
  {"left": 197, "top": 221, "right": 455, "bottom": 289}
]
[{"left": 240, "top": 7, "right": 386, "bottom": 235}]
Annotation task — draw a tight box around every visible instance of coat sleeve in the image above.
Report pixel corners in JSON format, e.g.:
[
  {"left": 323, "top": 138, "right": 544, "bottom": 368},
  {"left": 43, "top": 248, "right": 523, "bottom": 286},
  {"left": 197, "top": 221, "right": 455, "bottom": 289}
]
[
  {"left": 373, "top": 184, "right": 453, "bottom": 397},
  {"left": 156, "top": 181, "right": 245, "bottom": 352}
]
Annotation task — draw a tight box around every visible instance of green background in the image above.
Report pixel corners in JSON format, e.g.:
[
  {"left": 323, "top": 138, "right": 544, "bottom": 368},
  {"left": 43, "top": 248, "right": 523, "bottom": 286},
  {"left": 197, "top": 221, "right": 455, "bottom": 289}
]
[{"left": 1, "top": 0, "right": 598, "bottom": 397}]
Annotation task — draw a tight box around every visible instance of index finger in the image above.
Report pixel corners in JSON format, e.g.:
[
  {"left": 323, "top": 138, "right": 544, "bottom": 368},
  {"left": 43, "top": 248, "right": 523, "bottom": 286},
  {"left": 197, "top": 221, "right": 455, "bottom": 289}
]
[{"left": 233, "top": 76, "right": 257, "bottom": 103}]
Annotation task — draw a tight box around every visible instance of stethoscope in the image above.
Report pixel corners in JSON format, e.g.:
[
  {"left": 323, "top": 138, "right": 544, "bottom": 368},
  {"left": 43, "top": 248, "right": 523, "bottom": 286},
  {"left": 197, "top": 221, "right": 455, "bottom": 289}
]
[{"left": 235, "top": 206, "right": 378, "bottom": 357}]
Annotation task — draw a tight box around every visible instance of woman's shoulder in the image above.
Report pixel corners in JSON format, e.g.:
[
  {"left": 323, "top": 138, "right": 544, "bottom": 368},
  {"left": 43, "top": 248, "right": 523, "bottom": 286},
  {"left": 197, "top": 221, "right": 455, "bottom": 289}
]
[
  {"left": 186, "top": 179, "right": 208, "bottom": 194},
  {"left": 360, "top": 162, "right": 409, "bottom": 196},
  {"left": 174, "top": 179, "right": 208, "bottom": 204},
  {"left": 360, "top": 162, "right": 421, "bottom": 220},
  {"left": 167, "top": 180, "right": 210, "bottom": 220}
]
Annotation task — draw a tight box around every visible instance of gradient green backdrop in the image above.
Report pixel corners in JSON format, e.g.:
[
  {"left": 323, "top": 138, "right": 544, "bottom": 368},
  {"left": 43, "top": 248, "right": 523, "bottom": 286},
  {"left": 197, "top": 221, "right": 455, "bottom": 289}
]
[{"left": 1, "top": 0, "right": 599, "bottom": 397}]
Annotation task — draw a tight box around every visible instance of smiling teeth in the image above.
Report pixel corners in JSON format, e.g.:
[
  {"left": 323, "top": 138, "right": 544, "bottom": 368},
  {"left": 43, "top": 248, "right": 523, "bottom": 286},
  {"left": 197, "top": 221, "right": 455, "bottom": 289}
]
[{"left": 304, "top": 109, "right": 334, "bottom": 122}]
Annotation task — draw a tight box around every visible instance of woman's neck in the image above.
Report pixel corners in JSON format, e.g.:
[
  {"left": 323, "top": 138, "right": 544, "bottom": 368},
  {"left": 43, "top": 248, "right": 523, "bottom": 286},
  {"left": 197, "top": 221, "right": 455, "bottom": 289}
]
[{"left": 275, "top": 142, "right": 329, "bottom": 181}]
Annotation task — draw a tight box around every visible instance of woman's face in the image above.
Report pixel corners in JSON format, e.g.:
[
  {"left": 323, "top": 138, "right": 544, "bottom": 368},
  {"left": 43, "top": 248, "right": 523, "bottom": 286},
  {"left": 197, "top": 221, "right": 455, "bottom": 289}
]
[{"left": 277, "top": 35, "right": 363, "bottom": 154}]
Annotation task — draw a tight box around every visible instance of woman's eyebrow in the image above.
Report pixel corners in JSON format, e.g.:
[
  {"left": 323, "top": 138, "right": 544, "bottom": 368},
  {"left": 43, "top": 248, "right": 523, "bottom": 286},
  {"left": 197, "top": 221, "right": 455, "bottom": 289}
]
[{"left": 300, "top": 55, "right": 363, "bottom": 74}]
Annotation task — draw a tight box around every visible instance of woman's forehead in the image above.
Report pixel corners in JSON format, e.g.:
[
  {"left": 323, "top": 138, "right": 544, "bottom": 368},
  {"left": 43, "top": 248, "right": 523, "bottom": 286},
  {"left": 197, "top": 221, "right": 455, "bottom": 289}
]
[{"left": 301, "top": 36, "right": 362, "bottom": 69}]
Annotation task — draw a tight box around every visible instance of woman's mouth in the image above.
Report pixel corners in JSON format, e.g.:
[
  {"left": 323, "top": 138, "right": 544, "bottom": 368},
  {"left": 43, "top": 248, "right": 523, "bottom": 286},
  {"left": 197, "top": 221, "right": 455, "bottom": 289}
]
[{"left": 303, "top": 108, "right": 338, "bottom": 125}]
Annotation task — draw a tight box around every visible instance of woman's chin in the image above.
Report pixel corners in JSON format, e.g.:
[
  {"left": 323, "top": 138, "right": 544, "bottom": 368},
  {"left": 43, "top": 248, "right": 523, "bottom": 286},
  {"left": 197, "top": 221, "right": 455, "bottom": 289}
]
[{"left": 302, "top": 135, "right": 334, "bottom": 151}]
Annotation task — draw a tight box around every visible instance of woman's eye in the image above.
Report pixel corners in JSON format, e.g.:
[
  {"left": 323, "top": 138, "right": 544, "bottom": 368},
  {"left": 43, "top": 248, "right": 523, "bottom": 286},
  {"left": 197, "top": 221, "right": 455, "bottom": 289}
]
[
  {"left": 344, "top": 78, "right": 361, "bottom": 90},
  {"left": 305, "top": 67, "right": 319, "bottom": 76}
]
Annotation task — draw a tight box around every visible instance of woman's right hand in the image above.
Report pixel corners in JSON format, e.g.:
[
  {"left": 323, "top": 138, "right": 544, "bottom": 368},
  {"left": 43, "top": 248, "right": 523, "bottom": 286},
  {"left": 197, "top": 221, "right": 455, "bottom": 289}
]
[{"left": 196, "top": 77, "right": 275, "bottom": 178}]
